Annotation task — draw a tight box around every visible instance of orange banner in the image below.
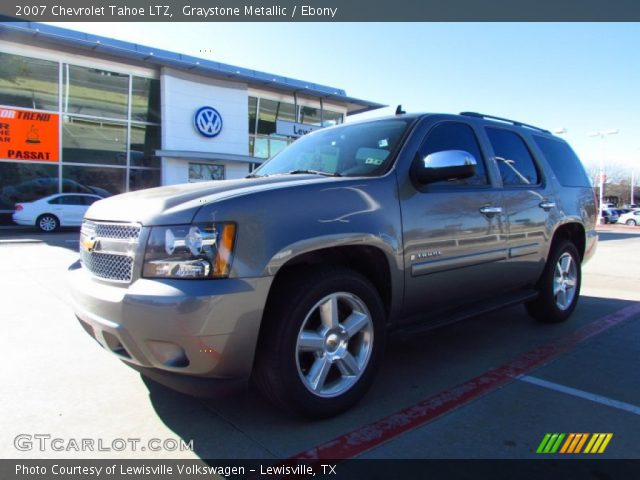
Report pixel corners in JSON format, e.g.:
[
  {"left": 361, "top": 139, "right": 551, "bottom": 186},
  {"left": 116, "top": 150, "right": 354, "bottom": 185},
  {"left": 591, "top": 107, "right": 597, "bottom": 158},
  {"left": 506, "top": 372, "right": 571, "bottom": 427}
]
[{"left": 0, "top": 107, "right": 59, "bottom": 162}]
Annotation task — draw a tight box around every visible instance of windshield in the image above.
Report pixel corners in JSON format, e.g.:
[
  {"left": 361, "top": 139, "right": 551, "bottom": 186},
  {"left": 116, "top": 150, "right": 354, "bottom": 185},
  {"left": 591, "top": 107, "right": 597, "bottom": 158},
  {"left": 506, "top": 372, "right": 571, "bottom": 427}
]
[{"left": 252, "top": 118, "right": 414, "bottom": 178}]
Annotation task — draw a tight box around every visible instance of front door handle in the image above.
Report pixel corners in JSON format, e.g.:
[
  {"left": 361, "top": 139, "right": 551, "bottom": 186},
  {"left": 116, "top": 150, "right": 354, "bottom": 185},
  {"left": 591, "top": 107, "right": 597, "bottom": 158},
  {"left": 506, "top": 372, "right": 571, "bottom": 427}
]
[
  {"left": 539, "top": 201, "right": 556, "bottom": 211},
  {"left": 479, "top": 206, "right": 503, "bottom": 216}
]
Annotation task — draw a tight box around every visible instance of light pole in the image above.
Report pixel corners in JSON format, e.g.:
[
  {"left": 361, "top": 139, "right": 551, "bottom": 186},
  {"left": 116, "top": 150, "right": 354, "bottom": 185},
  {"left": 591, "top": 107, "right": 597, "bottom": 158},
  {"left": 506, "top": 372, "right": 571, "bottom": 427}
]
[{"left": 589, "top": 129, "right": 619, "bottom": 224}]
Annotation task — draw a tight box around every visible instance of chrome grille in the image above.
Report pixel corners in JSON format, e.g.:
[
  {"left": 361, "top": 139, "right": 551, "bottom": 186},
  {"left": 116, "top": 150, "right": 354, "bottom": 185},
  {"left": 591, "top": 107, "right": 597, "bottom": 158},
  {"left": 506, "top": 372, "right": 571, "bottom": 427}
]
[
  {"left": 81, "top": 220, "right": 140, "bottom": 240},
  {"left": 80, "top": 220, "right": 140, "bottom": 282},
  {"left": 80, "top": 250, "right": 134, "bottom": 282}
]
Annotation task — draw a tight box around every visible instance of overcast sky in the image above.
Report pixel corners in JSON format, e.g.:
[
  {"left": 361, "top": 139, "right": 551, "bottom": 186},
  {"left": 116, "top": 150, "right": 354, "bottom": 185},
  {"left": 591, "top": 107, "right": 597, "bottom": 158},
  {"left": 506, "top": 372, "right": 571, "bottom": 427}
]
[{"left": 49, "top": 22, "right": 640, "bottom": 174}]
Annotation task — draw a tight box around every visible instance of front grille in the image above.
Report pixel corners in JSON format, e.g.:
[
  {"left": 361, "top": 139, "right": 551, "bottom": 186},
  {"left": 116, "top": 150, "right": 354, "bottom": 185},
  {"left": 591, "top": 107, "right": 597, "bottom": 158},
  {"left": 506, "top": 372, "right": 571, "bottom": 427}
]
[
  {"left": 80, "top": 220, "right": 141, "bottom": 282},
  {"left": 82, "top": 220, "right": 140, "bottom": 240},
  {"left": 80, "top": 250, "right": 134, "bottom": 282}
]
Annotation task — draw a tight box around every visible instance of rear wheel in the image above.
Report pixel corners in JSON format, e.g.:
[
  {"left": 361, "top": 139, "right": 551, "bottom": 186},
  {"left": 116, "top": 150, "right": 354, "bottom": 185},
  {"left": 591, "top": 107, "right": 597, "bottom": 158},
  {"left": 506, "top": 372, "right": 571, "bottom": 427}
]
[
  {"left": 526, "top": 240, "right": 581, "bottom": 323},
  {"left": 254, "top": 267, "right": 385, "bottom": 418},
  {"left": 626, "top": 219, "right": 637, "bottom": 226},
  {"left": 36, "top": 214, "right": 59, "bottom": 232}
]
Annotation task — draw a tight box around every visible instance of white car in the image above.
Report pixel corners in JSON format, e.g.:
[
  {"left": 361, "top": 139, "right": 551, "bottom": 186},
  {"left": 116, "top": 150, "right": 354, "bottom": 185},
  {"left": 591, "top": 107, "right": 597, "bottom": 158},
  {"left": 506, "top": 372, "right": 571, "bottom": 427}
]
[
  {"left": 13, "top": 193, "right": 103, "bottom": 232},
  {"left": 619, "top": 210, "right": 640, "bottom": 226}
]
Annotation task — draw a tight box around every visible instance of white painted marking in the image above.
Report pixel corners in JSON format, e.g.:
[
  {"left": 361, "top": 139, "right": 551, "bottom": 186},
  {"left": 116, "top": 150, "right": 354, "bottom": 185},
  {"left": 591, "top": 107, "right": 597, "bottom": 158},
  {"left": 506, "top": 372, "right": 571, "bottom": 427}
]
[{"left": 518, "top": 375, "right": 640, "bottom": 416}]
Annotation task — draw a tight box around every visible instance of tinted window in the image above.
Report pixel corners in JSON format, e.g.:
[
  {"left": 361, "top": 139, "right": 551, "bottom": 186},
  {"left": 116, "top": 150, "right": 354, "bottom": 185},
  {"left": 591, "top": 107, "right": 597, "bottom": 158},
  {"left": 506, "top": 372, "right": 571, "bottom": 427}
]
[
  {"left": 533, "top": 135, "right": 590, "bottom": 187},
  {"left": 486, "top": 128, "right": 539, "bottom": 186},
  {"left": 419, "top": 122, "right": 488, "bottom": 186},
  {"left": 57, "top": 195, "right": 85, "bottom": 205},
  {"left": 83, "top": 196, "right": 101, "bottom": 206}
]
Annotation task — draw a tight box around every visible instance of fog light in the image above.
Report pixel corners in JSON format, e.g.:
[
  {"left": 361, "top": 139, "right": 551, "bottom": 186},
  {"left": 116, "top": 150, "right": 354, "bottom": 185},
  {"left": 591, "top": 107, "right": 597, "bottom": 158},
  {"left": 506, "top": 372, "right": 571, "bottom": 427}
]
[{"left": 146, "top": 340, "right": 189, "bottom": 368}]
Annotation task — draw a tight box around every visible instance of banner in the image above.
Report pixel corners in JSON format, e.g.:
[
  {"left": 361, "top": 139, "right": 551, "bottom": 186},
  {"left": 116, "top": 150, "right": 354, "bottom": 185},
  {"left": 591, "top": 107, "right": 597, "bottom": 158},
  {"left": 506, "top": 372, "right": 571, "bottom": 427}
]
[{"left": 0, "top": 107, "right": 59, "bottom": 162}]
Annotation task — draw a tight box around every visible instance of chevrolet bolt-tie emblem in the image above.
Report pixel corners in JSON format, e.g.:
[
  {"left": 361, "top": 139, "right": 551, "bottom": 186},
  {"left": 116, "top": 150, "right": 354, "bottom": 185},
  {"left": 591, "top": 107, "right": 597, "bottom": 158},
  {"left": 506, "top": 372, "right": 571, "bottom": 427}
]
[{"left": 80, "top": 236, "right": 98, "bottom": 252}]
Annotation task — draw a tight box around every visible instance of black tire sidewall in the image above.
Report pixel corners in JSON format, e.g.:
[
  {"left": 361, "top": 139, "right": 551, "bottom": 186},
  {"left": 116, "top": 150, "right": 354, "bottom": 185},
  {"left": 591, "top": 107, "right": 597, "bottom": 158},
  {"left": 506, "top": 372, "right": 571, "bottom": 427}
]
[
  {"left": 536, "top": 241, "right": 582, "bottom": 322},
  {"left": 261, "top": 269, "right": 385, "bottom": 418}
]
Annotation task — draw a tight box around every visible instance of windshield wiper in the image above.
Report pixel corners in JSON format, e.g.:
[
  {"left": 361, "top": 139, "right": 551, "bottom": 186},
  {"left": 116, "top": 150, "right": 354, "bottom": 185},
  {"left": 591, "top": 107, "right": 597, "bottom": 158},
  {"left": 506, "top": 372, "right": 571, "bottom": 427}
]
[{"left": 287, "top": 169, "right": 341, "bottom": 177}]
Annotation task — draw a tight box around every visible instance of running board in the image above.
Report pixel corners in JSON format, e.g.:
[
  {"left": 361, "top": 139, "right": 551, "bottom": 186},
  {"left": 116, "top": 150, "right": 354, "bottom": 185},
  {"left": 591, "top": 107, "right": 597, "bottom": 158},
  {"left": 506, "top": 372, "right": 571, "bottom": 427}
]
[{"left": 393, "top": 289, "right": 539, "bottom": 338}]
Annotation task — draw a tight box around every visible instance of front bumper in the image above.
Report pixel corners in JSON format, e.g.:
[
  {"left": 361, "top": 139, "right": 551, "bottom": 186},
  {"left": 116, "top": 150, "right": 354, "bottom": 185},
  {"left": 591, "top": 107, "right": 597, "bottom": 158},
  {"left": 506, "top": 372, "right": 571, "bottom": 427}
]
[{"left": 68, "top": 261, "right": 272, "bottom": 393}]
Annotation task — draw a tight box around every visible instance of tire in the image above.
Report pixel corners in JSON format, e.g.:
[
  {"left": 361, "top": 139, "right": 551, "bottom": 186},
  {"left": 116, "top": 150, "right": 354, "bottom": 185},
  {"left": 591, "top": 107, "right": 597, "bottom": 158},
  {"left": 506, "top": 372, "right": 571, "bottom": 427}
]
[
  {"left": 526, "top": 240, "right": 581, "bottom": 323},
  {"left": 626, "top": 219, "right": 637, "bottom": 226},
  {"left": 36, "top": 214, "right": 59, "bottom": 232},
  {"left": 253, "top": 266, "right": 386, "bottom": 418}
]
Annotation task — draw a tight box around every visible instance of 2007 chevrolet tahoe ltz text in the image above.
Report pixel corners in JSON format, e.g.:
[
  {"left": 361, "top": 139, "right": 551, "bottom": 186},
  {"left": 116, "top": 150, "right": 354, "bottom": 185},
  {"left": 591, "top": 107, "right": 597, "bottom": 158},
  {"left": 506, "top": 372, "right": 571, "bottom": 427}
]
[{"left": 69, "top": 112, "right": 597, "bottom": 418}]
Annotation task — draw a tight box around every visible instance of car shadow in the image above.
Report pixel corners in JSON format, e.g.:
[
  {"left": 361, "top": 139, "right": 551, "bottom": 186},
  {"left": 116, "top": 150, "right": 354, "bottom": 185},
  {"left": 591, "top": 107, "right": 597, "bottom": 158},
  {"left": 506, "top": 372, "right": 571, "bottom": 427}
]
[
  {"left": 138, "top": 295, "right": 637, "bottom": 460},
  {"left": 597, "top": 231, "right": 640, "bottom": 242},
  {"left": 0, "top": 227, "right": 80, "bottom": 251}
]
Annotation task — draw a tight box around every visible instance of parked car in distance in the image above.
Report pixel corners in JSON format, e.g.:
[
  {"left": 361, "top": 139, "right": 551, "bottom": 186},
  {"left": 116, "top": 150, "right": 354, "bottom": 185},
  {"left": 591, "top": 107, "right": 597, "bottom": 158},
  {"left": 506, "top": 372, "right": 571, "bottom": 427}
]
[
  {"left": 13, "top": 193, "right": 103, "bottom": 232},
  {"left": 618, "top": 210, "right": 640, "bottom": 226},
  {"left": 601, "top": 208, "right": 619, "bottom": 224}
]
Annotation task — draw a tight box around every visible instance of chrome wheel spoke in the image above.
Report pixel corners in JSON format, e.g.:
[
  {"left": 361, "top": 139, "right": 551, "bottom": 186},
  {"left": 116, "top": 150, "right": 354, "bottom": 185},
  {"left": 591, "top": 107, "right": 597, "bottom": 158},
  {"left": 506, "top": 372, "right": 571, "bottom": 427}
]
[
  {"left": 296, "top": 291, "right": 375, "bottom": 398},
  {"left": 319, "top": 295, "right": 339, "bottom": 330},
  {"left": 565, "top": 278, "right": 576, "bottom": 288},
  {"left": 342, "top": 312, "right": 369, "bottom": 339},
  {"left": 298, "top": 331, "right": 325, "bottom": 352},
  {"left": 336, "top": 352, "right": 360, "bottom": 376},
  {"left": 307, "top": 356, "right": 332, "bottom": 392}
]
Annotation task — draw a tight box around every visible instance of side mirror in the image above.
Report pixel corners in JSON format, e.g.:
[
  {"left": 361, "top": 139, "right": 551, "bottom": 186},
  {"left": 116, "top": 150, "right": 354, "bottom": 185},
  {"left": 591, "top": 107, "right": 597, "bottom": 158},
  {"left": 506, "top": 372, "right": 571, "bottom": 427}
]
[{"left": 411, "top": 150, "right": 477, "bottom": 185}]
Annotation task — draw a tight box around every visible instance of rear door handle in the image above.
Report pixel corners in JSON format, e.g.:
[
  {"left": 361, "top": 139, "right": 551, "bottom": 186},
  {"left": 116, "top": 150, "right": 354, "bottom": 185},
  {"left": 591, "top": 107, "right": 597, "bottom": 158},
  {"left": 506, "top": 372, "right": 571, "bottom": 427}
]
[
  {"left": 539, "top": 201, "right": 556, "bottom": 210},
  {"left": 479, "top": 206, "right": 503, "bottom": 216}
]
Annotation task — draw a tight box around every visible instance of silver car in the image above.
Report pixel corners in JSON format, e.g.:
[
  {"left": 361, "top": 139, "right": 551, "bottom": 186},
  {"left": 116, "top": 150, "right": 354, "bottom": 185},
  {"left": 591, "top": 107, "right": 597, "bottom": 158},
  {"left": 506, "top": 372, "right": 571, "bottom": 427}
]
[{"left": 69, "top": 112, "right": 597, "bottom": 417}]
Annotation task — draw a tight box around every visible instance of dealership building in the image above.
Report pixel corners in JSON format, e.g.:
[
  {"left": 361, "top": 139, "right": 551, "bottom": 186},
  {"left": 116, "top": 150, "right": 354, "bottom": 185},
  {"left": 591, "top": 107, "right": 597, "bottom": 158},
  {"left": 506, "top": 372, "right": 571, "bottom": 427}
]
[{"left": 0, "top": 22, "right": 382, "bottom": 220}]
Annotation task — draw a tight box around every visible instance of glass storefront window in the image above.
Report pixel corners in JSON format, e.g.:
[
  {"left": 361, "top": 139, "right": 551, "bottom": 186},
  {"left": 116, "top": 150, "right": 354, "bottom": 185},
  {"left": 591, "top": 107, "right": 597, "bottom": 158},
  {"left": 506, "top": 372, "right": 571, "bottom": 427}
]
[
  {"left": 131, "top": 77, "right": 160, "bottom": 123},
  {"left": 188, "top": 163, "right": 225, "bottom": 182},
  {"left": 299, "top": 106, "right": 344, "bottom": 127},
  {"left": 0, "top": 162, "right": 59, "bottom": 210},
  {"left": 130, "top": 123, "right": 161, "bottom": 168},
  {"left": 257, "top": 98, "right": 297, "bottom": 135},
  {"left": 62, "top": 116, "right": 127, "bottom": 166},
  {"left": 248, "top": 96, "right": 257, "bottom": 135},
  {"left": 0, "top": 52, "right": 58, "bottom": 112},
  {"left": 322, "top": 110, "right": 344, "bottom": 127},
  {"left": 62, "top": 165, "right": 125, "bottom": 197},
  {"left": 130, "top": 168, "right": 161, "bottom": 191},
  {"left": 63, "top": 64, "right": 128, "bottom": 119}
]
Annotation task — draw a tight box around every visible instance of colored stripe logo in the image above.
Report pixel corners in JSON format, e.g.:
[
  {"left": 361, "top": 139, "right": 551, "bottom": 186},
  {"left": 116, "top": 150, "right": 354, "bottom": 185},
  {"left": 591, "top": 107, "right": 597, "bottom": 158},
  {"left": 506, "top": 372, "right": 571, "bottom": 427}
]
[{"left": 537, "top": 433, "right": 613, "bottom": 454}]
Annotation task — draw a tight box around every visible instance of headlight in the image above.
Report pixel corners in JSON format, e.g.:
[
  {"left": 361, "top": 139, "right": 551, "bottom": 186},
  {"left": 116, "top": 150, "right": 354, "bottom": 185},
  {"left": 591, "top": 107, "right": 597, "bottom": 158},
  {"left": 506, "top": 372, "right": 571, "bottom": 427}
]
[{"left": 143, "top": 223, "right": 236, "bottom": 279}]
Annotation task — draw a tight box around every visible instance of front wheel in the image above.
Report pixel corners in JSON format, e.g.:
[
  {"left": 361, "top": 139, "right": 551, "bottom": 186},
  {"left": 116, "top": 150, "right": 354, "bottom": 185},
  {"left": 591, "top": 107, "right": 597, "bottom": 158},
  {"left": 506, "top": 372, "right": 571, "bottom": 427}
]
[
  {"left": 37, "top": 214, "right": 59, "bottom": 232},
  {"left": 626, "top": 219, "right": 637, "bottom": 226},
  {"left": 526, "top": 240, "right": 581, "bottom": 323},
  {"left": 253, "top": 267, "right": 385, "bottom": 418}
]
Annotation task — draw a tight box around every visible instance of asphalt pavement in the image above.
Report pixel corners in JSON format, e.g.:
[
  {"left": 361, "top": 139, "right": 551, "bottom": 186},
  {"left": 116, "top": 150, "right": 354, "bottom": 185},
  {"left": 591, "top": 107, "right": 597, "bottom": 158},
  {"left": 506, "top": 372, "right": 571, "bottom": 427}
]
[{"left": 1, "top": 225, "right": 639, "bottom": 461}]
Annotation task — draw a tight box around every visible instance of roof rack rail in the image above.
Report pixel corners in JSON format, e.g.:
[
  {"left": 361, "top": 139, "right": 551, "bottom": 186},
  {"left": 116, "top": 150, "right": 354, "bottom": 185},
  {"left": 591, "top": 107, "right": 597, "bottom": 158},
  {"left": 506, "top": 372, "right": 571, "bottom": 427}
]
[{"left": 460, "top": 112, "right": 551, "bottom": 134}]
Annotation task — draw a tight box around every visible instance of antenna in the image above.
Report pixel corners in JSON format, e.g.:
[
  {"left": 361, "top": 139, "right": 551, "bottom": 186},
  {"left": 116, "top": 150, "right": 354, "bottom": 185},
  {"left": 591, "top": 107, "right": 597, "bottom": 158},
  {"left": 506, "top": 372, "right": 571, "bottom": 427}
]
[{"left": 395, "top": 105, "right": 406, "bottom": 115}]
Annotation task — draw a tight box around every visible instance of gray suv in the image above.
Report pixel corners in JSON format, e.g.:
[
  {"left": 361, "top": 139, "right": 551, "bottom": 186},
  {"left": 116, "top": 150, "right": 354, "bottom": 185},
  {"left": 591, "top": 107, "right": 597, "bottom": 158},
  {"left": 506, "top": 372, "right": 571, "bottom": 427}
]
[{"left": 69, "top": 112, "right": 597, "bottom": 418}]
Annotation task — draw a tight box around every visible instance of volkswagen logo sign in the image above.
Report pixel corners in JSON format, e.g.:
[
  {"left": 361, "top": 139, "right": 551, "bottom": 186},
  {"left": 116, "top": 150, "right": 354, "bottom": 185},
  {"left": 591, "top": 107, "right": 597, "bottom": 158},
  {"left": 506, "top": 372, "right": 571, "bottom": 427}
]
[{"left": 194, "top": 106, "right": 223, "bottom": 138}]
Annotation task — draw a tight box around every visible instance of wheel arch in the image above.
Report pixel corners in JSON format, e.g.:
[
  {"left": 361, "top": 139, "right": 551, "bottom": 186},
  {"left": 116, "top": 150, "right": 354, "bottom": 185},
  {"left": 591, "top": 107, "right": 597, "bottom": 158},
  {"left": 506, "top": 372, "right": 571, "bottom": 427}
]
[{"left": 549, "top": 221, "right": 586, "bottom": 261}]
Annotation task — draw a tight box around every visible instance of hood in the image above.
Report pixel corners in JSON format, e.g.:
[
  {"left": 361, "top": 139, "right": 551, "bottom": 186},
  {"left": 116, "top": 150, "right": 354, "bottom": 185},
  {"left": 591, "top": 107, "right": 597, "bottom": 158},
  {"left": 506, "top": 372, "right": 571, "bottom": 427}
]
[{"left": 85, "top": 175, "right": 335, "bottom": 225}]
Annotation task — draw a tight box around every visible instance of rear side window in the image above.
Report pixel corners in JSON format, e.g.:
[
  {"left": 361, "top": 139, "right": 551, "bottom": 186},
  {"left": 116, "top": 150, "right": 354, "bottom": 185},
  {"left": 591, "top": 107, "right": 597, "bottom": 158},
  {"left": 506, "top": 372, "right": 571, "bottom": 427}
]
[
  {"left": 533, "top": 135, "right": 591, "bottom": 187},
  {"left": 56, "top": 195, "right": 85, "bottom": 205},
  {"left": 486, "top": 128, "right": 539, "bottom": 186},
  {"left": 83, "top": 196, "right": 100, "bottom": 206},
  {"left": 419, "top": 122, "right": 488, "bottom": 186}
]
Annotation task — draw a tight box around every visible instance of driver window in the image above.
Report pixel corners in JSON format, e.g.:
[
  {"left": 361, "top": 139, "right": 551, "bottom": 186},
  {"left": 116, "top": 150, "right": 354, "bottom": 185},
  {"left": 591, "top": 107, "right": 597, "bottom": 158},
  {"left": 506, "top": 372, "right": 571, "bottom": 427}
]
[{"left": 419, "top": 122, "right": 488, "bottom": 186}]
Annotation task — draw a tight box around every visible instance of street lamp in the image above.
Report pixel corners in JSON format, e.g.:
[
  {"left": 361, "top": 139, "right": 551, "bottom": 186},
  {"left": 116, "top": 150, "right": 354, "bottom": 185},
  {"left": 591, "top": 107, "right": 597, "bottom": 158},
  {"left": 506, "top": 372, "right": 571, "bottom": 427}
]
[{"left": 588, "top": 129, "right": 619, "bottom": 224}]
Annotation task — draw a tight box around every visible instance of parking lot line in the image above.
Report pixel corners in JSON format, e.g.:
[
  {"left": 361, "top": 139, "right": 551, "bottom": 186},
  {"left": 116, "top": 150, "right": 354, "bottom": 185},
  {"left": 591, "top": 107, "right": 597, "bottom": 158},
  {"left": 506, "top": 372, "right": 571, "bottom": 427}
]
[
  {"left": 517, "top": 375, "right": 640, "bottom": 416},
  {"left": 292, "top": 302, "right": 640, "bottom": 460}
]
